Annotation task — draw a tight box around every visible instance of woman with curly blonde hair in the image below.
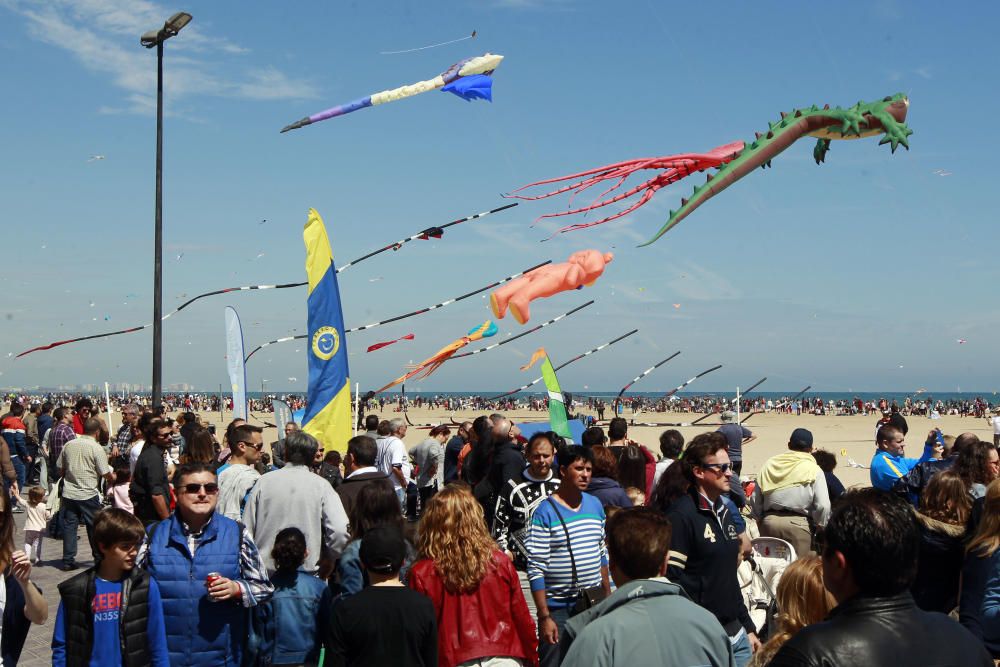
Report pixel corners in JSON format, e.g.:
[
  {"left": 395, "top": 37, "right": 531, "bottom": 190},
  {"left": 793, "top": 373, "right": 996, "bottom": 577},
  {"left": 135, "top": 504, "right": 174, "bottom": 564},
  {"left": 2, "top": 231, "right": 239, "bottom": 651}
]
[
  {"left": 749, "top": 556, "right": 835, "bottom": 666},
  {"left": 409, "top": 485, "right": 537, "bottom": 667}
]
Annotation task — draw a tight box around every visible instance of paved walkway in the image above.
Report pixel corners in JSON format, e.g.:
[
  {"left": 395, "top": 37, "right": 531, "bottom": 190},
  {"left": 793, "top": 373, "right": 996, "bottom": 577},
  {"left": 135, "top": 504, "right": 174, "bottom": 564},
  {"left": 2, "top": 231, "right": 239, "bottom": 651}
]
[{"left": 12, "top": 509, "right": 97, "bottom": 667}]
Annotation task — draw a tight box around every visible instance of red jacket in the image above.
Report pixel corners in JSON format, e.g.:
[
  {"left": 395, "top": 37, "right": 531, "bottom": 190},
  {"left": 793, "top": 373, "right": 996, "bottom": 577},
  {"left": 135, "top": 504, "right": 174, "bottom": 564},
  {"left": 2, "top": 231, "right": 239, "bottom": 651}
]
[{"left": 409, "top": 550, "right": 538, "bottom": 667}]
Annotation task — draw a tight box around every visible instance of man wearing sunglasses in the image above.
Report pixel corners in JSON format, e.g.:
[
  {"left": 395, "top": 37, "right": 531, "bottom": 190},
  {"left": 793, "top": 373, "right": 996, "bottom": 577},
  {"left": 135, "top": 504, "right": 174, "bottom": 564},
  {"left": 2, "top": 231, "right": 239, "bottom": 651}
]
[
  {"left": 666, "top": 432, "right": 759, "bottom": 667},
  {"left": 130, "top": 420, "right": 174, "bottom": 528},
  {"left": 217, "top": 425, "right": 263, "bottom": 521},
  {"left": 139, "top": 462, "right": 274, "bottom": 666}
]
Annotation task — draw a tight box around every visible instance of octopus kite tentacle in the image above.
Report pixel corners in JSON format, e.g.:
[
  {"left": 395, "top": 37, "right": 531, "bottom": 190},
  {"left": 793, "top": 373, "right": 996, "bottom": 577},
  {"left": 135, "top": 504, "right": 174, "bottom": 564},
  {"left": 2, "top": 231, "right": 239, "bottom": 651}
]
[
  {"left": 243, "top": 260, "right": 552, "bottom": 362},
  {"left": 15, "top": 203, "right": 518, "bottom": 359},
  {"left": 504, "top": 142, "right": 745, "bottom": 234}
]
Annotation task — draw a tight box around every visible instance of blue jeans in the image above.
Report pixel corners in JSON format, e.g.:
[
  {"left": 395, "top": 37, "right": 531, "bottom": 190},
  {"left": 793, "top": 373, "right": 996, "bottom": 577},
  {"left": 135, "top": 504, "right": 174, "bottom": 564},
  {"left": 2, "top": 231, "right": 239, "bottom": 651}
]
[
  {"left": 61, "top": 496, "right": 101, "bottom": 566},
  {"left": 731, "top": 630, "right": 752, "bottom": 667},
  {"left": 10, "top": 456, "right": 25, "bottom": 495},
  {"left": 538, "top": 606, "right": 571, "bottom": 667}
]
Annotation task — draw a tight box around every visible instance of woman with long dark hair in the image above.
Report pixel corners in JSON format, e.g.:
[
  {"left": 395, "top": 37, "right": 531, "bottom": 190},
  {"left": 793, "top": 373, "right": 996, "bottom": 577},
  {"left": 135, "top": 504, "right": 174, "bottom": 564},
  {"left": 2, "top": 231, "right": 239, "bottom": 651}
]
[
  {"left": 410, "top": 485, "right": 537, "bottom": 667},
  {"left": 954, "top": 440, "right": 1000, "bottom": 499},
  {"left": 912, "top": 469, "right": 970, "bottom": 612},
  {"left": 335, "top": 478, "right": 414, "bottom": 597}
]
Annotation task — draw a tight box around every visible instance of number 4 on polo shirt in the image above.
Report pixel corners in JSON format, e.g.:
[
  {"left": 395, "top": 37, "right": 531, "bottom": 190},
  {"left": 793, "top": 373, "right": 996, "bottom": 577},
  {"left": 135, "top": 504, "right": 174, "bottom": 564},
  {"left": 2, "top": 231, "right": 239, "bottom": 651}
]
[{"left": 703, "top": 524, "right": 717, "bottom": 543}]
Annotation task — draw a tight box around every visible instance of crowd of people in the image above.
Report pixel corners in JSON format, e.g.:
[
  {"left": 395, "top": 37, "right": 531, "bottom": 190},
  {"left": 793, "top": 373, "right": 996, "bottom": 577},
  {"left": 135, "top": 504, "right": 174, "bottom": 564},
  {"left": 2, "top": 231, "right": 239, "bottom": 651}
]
[{"left": 2, "top": 395, "right": 1000, "bottom": 665}]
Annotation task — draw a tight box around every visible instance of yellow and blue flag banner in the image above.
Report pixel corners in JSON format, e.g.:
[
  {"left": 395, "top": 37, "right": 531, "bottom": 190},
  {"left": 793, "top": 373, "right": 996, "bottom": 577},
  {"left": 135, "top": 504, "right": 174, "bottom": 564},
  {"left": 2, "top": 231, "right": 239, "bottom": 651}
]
[{"left": 302, "top": 209, "right": 351, "bottom": 453}]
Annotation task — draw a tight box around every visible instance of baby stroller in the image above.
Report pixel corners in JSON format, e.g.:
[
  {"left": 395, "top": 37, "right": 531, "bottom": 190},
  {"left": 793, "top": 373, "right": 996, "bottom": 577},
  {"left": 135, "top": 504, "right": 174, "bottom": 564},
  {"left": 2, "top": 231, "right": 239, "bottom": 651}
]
[{"left": 739, "top": 536, "right": 797, "bottom": 641}]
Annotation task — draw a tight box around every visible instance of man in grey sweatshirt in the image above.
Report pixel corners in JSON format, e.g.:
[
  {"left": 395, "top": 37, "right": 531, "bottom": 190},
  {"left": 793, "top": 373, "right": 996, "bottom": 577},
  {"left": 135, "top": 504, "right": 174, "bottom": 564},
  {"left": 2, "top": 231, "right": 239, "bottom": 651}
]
[{"left": 243, "top": 431, "right": 350, "bottom": 575}]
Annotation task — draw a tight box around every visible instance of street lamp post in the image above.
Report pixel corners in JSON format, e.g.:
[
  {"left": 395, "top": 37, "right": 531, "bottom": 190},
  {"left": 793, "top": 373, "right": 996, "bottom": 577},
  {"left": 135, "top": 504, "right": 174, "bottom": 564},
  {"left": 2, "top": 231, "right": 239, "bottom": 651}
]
[{"left": 141, "top": 12, "right": 192, "bottom": 411}]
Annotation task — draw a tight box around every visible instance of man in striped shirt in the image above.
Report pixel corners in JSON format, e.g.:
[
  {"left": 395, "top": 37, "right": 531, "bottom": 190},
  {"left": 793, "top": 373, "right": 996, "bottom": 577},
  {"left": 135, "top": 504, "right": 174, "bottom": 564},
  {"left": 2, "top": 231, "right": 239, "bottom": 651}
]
[{"left": 526, "top": 445, "right": 609, "bottom": 667}]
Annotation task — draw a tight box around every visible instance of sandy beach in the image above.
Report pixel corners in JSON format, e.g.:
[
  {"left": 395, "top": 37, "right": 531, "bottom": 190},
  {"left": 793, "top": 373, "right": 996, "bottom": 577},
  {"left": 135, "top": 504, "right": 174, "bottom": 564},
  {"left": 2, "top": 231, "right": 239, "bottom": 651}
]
[{"left": 186, "top": 406, "right": 996, "bottom": 490}]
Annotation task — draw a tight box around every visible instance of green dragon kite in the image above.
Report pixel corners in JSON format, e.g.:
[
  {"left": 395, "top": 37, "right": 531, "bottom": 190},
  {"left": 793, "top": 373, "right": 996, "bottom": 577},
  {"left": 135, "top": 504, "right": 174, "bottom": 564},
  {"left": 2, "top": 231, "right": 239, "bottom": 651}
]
[{"left": 507, "top": 93, "right": 912, "bottom": 246}]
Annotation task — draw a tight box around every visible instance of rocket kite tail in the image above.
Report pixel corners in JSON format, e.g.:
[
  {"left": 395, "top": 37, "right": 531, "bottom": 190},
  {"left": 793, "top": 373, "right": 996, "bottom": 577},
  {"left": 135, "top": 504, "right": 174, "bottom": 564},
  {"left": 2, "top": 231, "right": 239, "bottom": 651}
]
[
  {"left": 688, "top": 376, "right": 766, "bottom": 426},
  {"left": 244, "top": 261, "right": 550, "bottom": 362},
  {"left": 487, "top": 329, "right": 638, "bottom": 401},
  {"left": 450, "top": 301, "right": 594, "bottom": 360},
  {"left": 612, "top": 351, "right": 682, "bottom": 413},
  {"left": 662, "top": 364, "right": 724, "bottom": 400},
  {"left": 16, "top": 203, "right": 518, "bottom": 359},
  {"left": 280, "top": 53, "right": 504, "bottom": 132}
]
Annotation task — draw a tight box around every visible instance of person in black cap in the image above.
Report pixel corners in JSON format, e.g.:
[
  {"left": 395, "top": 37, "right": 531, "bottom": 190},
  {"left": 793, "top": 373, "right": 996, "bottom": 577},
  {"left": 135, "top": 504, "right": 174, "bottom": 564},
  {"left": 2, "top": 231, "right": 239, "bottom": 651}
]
[
  {"left": 325, "top": 525, "right": 437, "bottom": 667},
  {"left": 749, "top": 428, "right": 831, "bottom": 558}
]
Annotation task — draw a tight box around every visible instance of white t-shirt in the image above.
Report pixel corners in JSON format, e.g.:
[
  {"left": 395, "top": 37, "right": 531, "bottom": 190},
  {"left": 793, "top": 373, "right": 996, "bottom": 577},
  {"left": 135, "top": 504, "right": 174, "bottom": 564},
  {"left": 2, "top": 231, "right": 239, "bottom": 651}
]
[
  {"left": 375, "top": 436, "right": 410, "bottom": 489},
  {"left": 128, "top": 440, "right": 145, "bottom": 474},
  {"left": 991, "top": 416, "right": 1000, "bottom": 435}
]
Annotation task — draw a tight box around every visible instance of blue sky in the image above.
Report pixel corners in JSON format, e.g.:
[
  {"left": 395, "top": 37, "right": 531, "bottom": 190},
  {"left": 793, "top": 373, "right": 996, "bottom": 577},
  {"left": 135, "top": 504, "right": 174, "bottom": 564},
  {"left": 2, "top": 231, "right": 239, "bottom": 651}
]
[{"left": 1, "top": 0, "right": 997, "bottom": 394}]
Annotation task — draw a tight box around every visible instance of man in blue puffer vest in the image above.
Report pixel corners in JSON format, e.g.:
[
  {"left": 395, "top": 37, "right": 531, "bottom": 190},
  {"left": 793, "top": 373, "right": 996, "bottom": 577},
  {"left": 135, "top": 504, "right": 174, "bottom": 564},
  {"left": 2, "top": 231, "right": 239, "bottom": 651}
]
[{"left": 138, "top": 462, "right": 274, "bottom": 666}]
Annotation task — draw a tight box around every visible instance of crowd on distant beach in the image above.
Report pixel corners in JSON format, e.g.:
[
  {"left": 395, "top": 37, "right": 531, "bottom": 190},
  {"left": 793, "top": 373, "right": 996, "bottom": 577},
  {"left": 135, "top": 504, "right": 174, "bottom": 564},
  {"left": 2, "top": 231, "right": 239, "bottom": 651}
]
[{"left": 1, "top": 392, "right": 1000, "bottom": 665}]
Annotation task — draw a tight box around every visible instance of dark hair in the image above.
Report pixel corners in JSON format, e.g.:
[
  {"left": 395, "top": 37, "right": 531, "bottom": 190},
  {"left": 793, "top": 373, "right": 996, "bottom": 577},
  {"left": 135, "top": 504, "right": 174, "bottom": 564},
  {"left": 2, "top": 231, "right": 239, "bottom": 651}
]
[
  {"left": 608, "top": 417, "right": 628, "bottom": 441},
  {"left": 347, "top": 435, "right": 377, "bottom": 467},
  {"left": 952, "top": 432, "right": 980, "bottom": 458},
  {"left": 556, "top": 445, "right": 594, "bottom": 472},
  {"left": 231, "top": 424, "right": 262, "bottom": 448},
  {"left": 271, "top": 527, "right": 307, "bottom": 572},
  {"left": 284, "top": 431, "right": 319, "bottom": 465},
  {"left": 581, "top": 426, "right": 606, "bottom": 447},
  {"left": 659, "top": 430, "right": 684, "bottom": 459},
  {"left": 618, "top": 444, "right": 647, "bottom": 491},
  {"left": 429, "top": 425, "right": 451, "bottom": 439},
  {"left": 113, "top": 466, "right": 131, "bottom": 485},
  {"left": 376, "top": 420, "right": 391, "bottom": 437},
  {"left": 350, "top": 478, "right": 403, "bottom": 540},
  {"left": 224, "top": 418, "right": 247, "bottom": 446},
  {"left": 74, "top": 398, "right": 94, "bottom": 412},
  {"left": 94, "top": 508, "right": 145, "bottom": 549},
  {"left": 888, "top": 412, "right": 909, "bottom": 435},
  {"left": 142, "top": 418, "right": 168, "bottom": 442},
  {"left": 464, "top": 416, "right": 495, "bottom": 485},
  {"left": 590, "top": 445, "right": 618, "bottom": 479},
  {"left": 184, "top": 428, "right": 217, "bottom": 464},
  {"left": 823, "top": 489, "right": 919, "bottom": 596},
  {"left": 680, "top": 432, "right": 728, "bottom": 485},
  {"left": 324, "top": 451, "right": 341, "bottom": 465},
  {"left": 527, "top": 432, "right": 559, "bottom": 454},
  {"left": 649, "top": 462, "right": 689, "bottom": 513},
  {"left": 364, "top": 415, "right": 380, "bottom": 431},
  {"left": 606, "top": 507, "right": 672, "bottom": 580},
  {"left": 812, "top": 450, "right": 837, "bottom": 473},
  {"left": 53, "top": 406, "right": 68, "bottom": 421},
  {"left": 876, "top": 425, "right": 902, "bottom": 446},
  {"left": 9, "top": 403, "right": 23, "bottom": 418},
  {"left": 172, "top": 462, "right": 217, "bottom": 488},
  {"left": 954, "top": 439, "right": 993, "bottom": 487},
  {"left": 41, "top": 402, "right": 53, "bottom": 414}
]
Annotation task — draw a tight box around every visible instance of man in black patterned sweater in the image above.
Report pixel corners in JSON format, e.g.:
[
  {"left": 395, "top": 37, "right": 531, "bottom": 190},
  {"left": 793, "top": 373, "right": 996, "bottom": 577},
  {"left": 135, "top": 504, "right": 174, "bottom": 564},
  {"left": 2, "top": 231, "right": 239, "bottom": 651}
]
[{"left": 492, "top": 431, "right": 561, "bottom": 615}]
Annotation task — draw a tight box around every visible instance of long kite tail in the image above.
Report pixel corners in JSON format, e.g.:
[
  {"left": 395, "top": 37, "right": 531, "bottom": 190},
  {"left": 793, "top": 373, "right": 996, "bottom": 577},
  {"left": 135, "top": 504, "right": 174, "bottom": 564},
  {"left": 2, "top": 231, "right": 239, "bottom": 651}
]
[
  {"left": 450, "top": 301, "right": 594, "bottom": 360},
  {"left": 742, "top": 385, "right": 810, "bottom": 424},
  {"left": 663, "top": 364, "right": 724, "bottom": 401},
  {"left": 244, "top": 260, "right": 552, "bottom": 362},
  {"left": 16, "top": 203, "right": 518, "bottom": 359},
  {"left": 612, "top": 351, "right": 681, "bottom": 413},
  {"left": 487, "top": 329, "right": 639, "bottom": 401},
  {"left": 687, "top": 376, "right": 766, "bottom": 426}
]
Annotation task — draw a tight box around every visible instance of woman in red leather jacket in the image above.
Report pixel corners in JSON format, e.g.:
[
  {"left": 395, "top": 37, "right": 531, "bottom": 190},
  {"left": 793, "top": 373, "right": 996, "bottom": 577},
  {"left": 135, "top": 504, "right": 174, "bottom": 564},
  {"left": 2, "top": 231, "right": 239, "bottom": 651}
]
[{"left": 410, "top": 485, "right": 538, "bottom": 667}]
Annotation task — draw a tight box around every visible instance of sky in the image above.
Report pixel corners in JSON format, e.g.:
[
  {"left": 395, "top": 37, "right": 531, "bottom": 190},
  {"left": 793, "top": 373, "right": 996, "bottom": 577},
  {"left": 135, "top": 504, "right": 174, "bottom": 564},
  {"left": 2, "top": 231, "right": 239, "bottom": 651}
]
[{"left": 1, "top": 0, "right": 998, "bottom": 395}]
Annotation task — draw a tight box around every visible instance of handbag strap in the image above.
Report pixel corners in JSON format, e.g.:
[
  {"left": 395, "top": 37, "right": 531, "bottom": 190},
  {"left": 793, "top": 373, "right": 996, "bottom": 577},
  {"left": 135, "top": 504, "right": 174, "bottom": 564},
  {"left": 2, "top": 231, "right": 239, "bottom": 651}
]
[{"left": 546, "top": 496, "right": 579, "bottom": 590}]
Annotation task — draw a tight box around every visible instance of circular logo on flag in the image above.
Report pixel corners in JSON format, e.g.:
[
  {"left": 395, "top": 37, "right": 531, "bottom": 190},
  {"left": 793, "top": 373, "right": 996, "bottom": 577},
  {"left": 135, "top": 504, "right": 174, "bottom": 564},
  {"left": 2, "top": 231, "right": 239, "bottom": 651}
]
[{"left": 311, "top": 326, "right": 340, "bottom": 361}]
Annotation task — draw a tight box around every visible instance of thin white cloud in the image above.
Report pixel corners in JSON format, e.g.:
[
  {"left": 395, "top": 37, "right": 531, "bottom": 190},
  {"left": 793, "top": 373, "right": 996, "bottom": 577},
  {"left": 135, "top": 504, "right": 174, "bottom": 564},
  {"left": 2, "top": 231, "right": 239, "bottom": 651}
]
[{"left": 3, "top": 0, "right": 318, "bottom": 116}]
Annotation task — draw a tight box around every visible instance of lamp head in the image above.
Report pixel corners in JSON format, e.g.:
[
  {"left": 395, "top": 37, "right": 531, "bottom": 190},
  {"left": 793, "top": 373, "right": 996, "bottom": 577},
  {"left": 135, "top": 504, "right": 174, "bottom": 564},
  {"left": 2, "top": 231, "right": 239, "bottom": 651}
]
[{"left": 140, "top": 12, "right": 192, "bottom": 48}]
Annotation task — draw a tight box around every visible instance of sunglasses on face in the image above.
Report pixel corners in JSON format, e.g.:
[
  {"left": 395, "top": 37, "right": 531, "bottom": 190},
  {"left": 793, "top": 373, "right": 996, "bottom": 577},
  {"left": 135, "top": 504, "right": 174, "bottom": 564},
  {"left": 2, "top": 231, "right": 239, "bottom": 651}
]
[
  {"left": 238, "top": 441, "right": 264, "bottom": 451},
  {"left": 155, "top": 431, "right": 172, "bottom": 439},
  {"left": 180, "top": 483, "right": 219, "bottom": 495},
  {"left": 700, "top": 463, "right": 732, "bottom": 474}
]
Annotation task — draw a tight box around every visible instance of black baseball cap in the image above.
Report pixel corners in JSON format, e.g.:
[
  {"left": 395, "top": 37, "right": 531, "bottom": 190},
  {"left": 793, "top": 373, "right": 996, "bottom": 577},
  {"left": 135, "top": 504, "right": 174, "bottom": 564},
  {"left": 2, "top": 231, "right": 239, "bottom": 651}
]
[
  {"left": 790, "top": 428, "right": 814, "bottom": 449},
  {"left": 359, "top": 525, "right": 406, "bottom": 574}
]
